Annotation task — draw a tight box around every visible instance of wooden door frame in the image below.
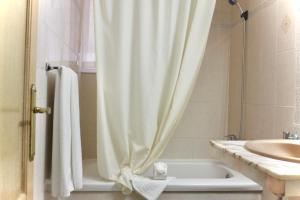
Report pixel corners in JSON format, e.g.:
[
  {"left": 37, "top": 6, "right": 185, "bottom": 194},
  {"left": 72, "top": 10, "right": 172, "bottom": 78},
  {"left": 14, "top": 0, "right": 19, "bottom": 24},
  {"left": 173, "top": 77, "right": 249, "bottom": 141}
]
[{"left": 21, "top": 0, "right": 38, "bottom": 199}]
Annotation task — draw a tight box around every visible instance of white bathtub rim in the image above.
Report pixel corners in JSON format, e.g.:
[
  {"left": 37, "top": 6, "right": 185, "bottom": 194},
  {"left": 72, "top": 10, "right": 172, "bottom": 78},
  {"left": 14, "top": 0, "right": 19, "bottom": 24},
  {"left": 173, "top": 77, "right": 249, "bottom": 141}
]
[{"left": 45, "top": 159, "right": 262, "bottom": 192}]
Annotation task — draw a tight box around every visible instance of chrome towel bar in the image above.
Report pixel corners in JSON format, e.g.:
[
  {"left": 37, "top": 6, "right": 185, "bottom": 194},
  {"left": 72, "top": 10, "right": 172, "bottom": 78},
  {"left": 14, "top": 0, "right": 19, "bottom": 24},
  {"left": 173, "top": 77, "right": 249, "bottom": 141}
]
[{"left": 46, "top": 62, "right": 61, "bottom": 71}]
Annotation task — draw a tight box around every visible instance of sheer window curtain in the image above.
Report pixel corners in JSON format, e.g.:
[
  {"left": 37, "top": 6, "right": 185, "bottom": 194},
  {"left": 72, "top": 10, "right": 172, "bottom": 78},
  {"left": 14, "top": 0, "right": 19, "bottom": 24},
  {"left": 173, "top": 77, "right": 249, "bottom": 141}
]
[
  {"left": 79, "top": 0, "right": 96, "bottom": 73},
  {"left": 93, "top": 0, "right": 216, "bottom": 192}
]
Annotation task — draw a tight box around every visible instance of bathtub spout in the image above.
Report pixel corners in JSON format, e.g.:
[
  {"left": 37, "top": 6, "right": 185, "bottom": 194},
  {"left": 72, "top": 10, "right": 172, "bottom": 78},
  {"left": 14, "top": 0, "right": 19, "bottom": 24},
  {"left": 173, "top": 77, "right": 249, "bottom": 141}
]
[{"left": 224, "top": 135, "right": 238, "bottom": 140}]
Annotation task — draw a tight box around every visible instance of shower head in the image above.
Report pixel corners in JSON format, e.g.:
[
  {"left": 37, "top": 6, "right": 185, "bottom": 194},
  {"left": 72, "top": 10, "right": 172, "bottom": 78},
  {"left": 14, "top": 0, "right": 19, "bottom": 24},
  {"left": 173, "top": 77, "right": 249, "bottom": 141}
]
[
  {"left": 228, "top": 0, "right": 248, "bottom": 21},
  {"left": 228, "top": 0, "right": 238, "bottom": 5}
]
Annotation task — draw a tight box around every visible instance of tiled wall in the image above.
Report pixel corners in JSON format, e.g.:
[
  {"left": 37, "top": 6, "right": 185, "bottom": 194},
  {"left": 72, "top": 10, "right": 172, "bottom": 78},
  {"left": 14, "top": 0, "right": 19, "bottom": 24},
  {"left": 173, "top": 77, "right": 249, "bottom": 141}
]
[
  {"left": 33, "top": 0, "right": 83, "bottom": 200},
  {"left": 228, "top": 0, "right": 300, "bottom": 139},
  {"left": 79, "top": 73, "right": 97, "bottom": 159},
  {"left": 79, "top": 0, "right": 232, "bottom": 159}
]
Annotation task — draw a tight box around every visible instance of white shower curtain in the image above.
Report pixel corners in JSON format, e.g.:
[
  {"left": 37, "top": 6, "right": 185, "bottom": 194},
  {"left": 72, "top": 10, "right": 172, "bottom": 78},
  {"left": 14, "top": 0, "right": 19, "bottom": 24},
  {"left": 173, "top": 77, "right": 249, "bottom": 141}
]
[{"left": 94, "top": 0, "right": 215, "bottom": 192}]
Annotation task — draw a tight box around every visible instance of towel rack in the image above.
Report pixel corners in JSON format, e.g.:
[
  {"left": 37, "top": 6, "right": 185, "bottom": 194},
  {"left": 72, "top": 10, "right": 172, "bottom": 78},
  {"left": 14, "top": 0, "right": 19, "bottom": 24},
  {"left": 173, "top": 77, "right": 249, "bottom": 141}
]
[{"left": 46, "top": 63, "right": 61, "bottom": 71}]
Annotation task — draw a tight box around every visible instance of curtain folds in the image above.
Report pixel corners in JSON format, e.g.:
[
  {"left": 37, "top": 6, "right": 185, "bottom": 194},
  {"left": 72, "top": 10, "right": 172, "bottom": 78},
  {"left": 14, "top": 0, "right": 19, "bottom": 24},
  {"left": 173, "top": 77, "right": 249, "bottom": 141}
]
[{"left": 94, "top": 0, "right": 216, "bottom": 192}]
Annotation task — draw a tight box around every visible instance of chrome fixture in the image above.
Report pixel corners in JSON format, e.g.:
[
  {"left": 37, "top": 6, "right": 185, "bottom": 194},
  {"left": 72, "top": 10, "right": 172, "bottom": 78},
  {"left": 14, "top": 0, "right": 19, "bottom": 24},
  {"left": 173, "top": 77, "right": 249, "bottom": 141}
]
[
  {"left": 225, "top": 134, "right": 238, "bottom": 140},
  {"left": 283, "top": 131, "right": 299, "bottom": 140},
  {"left": 228, "top": 0, "right": 248, "bottom": 21},
  {"left": 46, "top": 62, "right": 61, "bottom": 71}
]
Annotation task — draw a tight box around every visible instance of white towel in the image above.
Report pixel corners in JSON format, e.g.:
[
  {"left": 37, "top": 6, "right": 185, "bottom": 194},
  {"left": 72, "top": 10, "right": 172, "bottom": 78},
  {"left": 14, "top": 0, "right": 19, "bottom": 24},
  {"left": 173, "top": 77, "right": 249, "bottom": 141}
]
[
  {"left": 120, "top": 167, "right": 173, "bottom": 200},
  {"left": 51, "top": 66, "right": 83, "bottom": 198},
  {"left": 131, "top": 176, "right": 173, "bottom": 200}
]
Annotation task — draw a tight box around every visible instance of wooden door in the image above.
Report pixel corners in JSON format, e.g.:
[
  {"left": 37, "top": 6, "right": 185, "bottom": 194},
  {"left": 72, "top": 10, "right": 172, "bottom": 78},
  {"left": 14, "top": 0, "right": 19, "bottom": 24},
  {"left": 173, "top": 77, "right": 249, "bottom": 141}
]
[{"left": 0, "top": 0, "right": 38, "bottom": 199}]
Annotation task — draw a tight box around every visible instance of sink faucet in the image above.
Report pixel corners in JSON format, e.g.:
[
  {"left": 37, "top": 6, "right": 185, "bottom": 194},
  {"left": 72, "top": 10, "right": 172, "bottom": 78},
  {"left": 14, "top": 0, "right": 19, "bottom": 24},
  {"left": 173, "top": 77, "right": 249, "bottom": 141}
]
[{"left": 283, "top": 131, "right": 299, "bottom": 140}]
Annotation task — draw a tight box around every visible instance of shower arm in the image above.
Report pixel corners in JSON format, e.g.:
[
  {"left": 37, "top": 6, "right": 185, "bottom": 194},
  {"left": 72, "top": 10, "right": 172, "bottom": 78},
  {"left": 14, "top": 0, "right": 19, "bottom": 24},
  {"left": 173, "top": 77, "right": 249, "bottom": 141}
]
[
  {"left": 240, "top": 10, "right": 248, "bottom": 21},
  {"left": 236, "top": 2, "right": 248, "bottom": 21}
]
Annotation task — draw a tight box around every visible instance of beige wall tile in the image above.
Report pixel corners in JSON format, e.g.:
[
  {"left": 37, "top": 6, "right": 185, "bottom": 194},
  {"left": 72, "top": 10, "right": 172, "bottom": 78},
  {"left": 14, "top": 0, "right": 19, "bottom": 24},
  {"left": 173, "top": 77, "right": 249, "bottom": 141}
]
[
  {"left": 228, "top": 23, "right": 243, "bottom": 136},
  {"left": 244, "top": 104, "right": 275, "bottom": 139},
  {"left": 274, "top": 106, "right": 295, "bottom": 138},
  {"left": 245, "top": 55, "right": 276, "bottom": 105},
  {"left": 245, "top": 0, "right": 277, "bottom": 106},
  {"left": 229, "top": 0, "right": 300, "bottom": 140},
  {"left": 80, "top": 74, "right": 97, "bottom": 159},
  {"left": 276, "top": 50, "right": 296, "bottom": 107},
  {"left": 160, "top": 138, "right": 197, "bottom": 159},
  {"left": 277, "top": 0, "right": 296, "bottom": 52},
  {"left": 174, "top": 102, "right": 221, "bottom": 139}
]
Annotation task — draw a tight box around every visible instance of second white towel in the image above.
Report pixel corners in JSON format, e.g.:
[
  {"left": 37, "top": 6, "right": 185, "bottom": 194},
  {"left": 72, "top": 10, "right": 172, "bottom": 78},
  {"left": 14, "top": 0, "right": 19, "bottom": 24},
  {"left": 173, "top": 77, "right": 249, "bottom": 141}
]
[{"left": 51, "top": 66, "right": 83, "bottom": 198}]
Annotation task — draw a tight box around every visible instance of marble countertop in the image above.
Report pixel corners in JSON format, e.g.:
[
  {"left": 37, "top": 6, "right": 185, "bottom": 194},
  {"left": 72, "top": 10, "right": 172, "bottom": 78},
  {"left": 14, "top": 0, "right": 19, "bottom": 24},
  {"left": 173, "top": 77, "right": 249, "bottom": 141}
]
[{"left": 210, "top": 140, "right": 300, "bottom": 181}]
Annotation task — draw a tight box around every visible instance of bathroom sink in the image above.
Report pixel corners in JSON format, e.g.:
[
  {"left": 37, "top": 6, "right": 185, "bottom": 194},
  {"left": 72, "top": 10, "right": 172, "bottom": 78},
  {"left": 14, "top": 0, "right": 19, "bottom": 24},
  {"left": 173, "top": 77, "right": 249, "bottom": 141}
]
[{"left": 245, "top": 140, "right": 300, "bottom": 163}]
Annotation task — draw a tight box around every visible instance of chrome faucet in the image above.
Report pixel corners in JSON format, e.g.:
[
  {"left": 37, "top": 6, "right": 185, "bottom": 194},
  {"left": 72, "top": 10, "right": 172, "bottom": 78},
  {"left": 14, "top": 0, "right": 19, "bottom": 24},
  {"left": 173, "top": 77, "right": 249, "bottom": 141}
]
[
  {"left": 283, "top": 131, "right": 299, "bottom": 140},
  {"left": 225, "top": 134, "right": 238, "bottom": 140}
]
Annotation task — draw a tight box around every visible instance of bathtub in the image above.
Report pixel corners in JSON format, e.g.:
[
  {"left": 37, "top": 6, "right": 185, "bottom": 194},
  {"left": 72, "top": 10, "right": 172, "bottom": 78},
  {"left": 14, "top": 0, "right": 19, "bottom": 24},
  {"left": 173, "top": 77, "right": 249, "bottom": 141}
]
[{"left": 46, "top": 159, "right": 262, "bottom": 200}]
